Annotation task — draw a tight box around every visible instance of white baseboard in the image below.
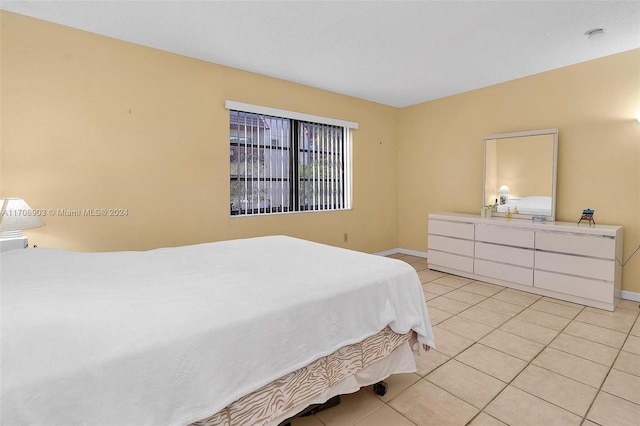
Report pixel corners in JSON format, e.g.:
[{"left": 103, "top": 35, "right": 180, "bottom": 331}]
[
  {"left": 373, "top": 248, "right": 399, "bottom": 257},
  {"left": 621, "top": 290, "right": 640, "bottom": 303},
  {"left": 398, "top": 248, "right": 428, "bottom": 258}
]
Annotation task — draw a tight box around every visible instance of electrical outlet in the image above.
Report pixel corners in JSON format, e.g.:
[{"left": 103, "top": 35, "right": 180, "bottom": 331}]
[{"left": 343, "top": 233, "right": 348, "bottom": 242}]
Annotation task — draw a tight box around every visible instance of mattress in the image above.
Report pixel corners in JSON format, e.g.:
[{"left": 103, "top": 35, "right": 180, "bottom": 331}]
[{"left": 1, "top": 236, "right": 434, "bottom": 425}]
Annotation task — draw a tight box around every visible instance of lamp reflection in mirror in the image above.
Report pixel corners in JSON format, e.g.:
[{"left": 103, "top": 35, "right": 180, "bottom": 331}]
[
  {"left": 498, "top": 185, "right": 510, "bottom": 205},
  {"left": 0, "top": 198, "right": 45, "bottom": 251}
]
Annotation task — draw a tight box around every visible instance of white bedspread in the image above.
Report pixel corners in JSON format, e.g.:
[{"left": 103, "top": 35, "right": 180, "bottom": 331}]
[{"left": 1, "top": 236, "right": 433, "bottom": 425}]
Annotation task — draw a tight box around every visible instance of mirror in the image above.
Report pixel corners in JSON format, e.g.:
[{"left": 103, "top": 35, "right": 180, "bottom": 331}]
[{"left": 483, "top": 128, "right": 558, "bottom": 221}]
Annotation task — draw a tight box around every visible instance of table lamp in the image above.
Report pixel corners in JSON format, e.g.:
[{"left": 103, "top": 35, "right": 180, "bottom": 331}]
[{"left": 0, "top": 198, "right": 45, "bottom": 251}]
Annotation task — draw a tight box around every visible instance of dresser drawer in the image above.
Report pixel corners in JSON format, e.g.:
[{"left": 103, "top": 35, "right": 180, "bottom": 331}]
[
  {"left": 475, "top": 242, "right": 534, "bottom": 268},
  {"left": 429, "top": 235, "right": 474, "bottom": 257},
  {"left": 535, "top": 251, "right": 614, "bottom": 281},
  {"left": 475, "top": 225, "right": 534, "bottom": 248},
  {"left": 428, "top": 250, "right": 473, "bottom": 273},
  {"left": 426, "top": 213, "right": 622, "bottom": 311},
  {"left": 474, "top": 259, "right": 533, "bottom": 286},
  {"left": 429, "top": 220, "right": 474, "bottom": 240},
  {"left": 535, "top": 231, "right": 615, "bottom": 259},
  {"left": 535, "top": 270, "right": 613, "bottom": 303}
]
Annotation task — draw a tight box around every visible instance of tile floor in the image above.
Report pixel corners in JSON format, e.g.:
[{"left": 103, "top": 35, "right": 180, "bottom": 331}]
[{"left": 290, "top": 254, "right": 640, "bottom": 426}]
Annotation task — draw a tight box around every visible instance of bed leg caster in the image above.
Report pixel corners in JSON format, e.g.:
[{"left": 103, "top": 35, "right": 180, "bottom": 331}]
[{"left": 373, "top": 380, "right": 388, "bottom": 396}]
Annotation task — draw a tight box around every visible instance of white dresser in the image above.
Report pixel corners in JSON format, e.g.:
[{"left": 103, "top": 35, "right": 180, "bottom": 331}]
[{"left": 428, "top": 213, "right": 623, "bottom": 311}]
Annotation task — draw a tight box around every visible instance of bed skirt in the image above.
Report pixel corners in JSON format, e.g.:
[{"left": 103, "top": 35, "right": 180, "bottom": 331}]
[{"left": 192, "top": 326, "right": 413, "bottom": 426}]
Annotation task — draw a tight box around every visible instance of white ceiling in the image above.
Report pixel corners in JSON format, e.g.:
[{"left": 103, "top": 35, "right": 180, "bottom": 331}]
[{"left": 2, "top": 1, "right": 639, "bottom": 107}]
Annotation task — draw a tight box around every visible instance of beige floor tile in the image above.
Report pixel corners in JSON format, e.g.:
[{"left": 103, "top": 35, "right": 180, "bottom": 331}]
[
  {"left": 511, "top": 364, "right": 598, "bottom": 416},
  {"left": 541, "top": 296, "right": 585, "bottom": 309},
  {"left": 549, "top": 333, "right": 619, "bottom": 366},
  {"left": 476, "top": 298, "right": 525, "bottom": 317},
  {"left": 484, "top": 385, "right": 582, "bottom": 426},
  {"left": 422, "top": 281, "right": 456, "bottom": 296},
  {"left": 456, "top": 343, "right": 527, "bottom": 383},
  {"left": 491, "top": 288, "right": 541, "bottom": 308},
  {"left": 601, "top": 369, "right": 640, "bottom": 404},
  {"left": 587, "top": 391, "right": 640, "bottom": 426},
  {"left": 622, "top": 334, "right": 640, "bottom": 355},
  {"left": 616, "top": 299, "right": 640, "bottom": 311},
  {"left": 427, "top": 296, "right": 471, "bottom": 315},
  {"left": 289, "top": 273, "right": 637, "bottom": 426},
  {"left": 389, "top": 379, "right": 478, "bottom": 426},
  {"left": 532, "top": 347, "right": 608, "bottom": 388},
  {"left": 585, "top": 305, "right": 639, "bottom": 321},
  {"left": 426, "top": 359, "right": 506, "bottom": 409},
  {"left": 424, "top": 306, "right": 453, "bottom": 325},
  {"left": 387, "top": 253, "right": 408, "bottom": 260},
  {"left": 431, "top": 326, "right": 475, "bottom": 357},
  {"left": 563, "top": 320, "right": 627, "bottom": 348},
  {"left": 613, "top": 350, "right": 640, "bottom": 377},
  {"left": 437, "top": 316, "right": 494, "bottom": 341},
  {"left": 575, "top": 310, "right": 635, "bottom": 333},
  {"left": 290, "top": 415, "right": 326, "bottom": 426},
  {"left": 414, "top": 349, "right": 449, "bottom": 377},
  {"left": 460, "top": 281, "right": 504, "bottom": 297},
  {"left": 499, "top": 317, "right": 559, "bottom": 345},
  {"left": 398, "top": 254, "right": 426, "bottom": 264},
  {"left": 432, "top": 275, "right": 475, "bottom": 288},
  {"left": 443, "top": 289, "right": 488, "bottom": 305},
  {"left": 368, "top": 373, "right": 420, "bottom": 403},
  {"left": 410, "top": 259, "right": 429, "bottom": 272},
  {"left": 353, "top": 404, "right": 416, "bottom": 426},
  {"left": 479, "top": 329, "right": 544, "bottom": 362},
  {"left": 457, "top": 306, "right": 511, "bottom": 328},
  {"left": 467, "top": 412, "right": 507, "bottom": 426},
  {"left": 315, "top": 389, "right": 384, "bottom": 426},
  {"left": 515, "top": 308, "right": 572, "bottom": 331},
  {"left": 423, "top": 290, "right": 442, "bottom": 302},
  {"left": 530, "top": 298, "right": 583, "bottom": 319},
  {"left": 418, "top": 268, "right": 446, "bottom": 283}
]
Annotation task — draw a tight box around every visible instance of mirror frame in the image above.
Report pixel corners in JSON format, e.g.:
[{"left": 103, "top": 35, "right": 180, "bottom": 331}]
[{"left": 483, "top": 128, "right": 558, "bottom": 222}]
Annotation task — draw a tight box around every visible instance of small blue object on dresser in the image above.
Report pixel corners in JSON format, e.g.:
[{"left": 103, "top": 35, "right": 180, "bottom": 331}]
[
  {"left": 532, "top": 215, "right": 547, "bottom": 223},
  {"left": 578, "top": 208, "right": 595, "bottom": 226}
]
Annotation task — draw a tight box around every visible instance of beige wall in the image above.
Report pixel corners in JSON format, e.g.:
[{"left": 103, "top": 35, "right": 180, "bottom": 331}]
[
  {"left": 0, "top": 11, "right": 399, "bottom": 254},
  {"left": 398, "top": 48, "right": 640, "bottom": 293},
  {"left": 2, "top": 12, "right": 639, "bottom": 294}
]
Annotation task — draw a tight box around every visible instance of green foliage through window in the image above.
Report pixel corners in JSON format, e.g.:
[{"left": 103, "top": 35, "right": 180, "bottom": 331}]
[{"left": 230, "top": 110, "right": 350, "bottom": 215}]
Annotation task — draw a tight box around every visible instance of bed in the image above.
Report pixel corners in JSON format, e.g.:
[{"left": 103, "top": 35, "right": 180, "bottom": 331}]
[
  {"left": 1, "top": 235, "right": 434, "bottom": 425},
  {"left": 496, "top": 195, "right": 552, "bottom": 216}
]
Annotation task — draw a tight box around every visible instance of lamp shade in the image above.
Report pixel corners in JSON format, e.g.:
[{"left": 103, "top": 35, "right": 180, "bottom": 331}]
[
  {"left": 498, "top": 185, "right": 511, "bottom": 194},
  {"left": 0, "top": 198, "right": 45, "bottom": 237}
]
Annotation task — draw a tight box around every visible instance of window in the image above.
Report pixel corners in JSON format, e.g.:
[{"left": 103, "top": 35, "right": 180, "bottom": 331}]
[{"left": 227, "top": 102, "right": 356, "bottom": 216}]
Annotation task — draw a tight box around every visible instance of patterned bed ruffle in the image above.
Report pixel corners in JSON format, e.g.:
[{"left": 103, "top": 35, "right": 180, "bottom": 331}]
[{"left": 192, "top": 326, "right": 411, "bottom": 426}]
